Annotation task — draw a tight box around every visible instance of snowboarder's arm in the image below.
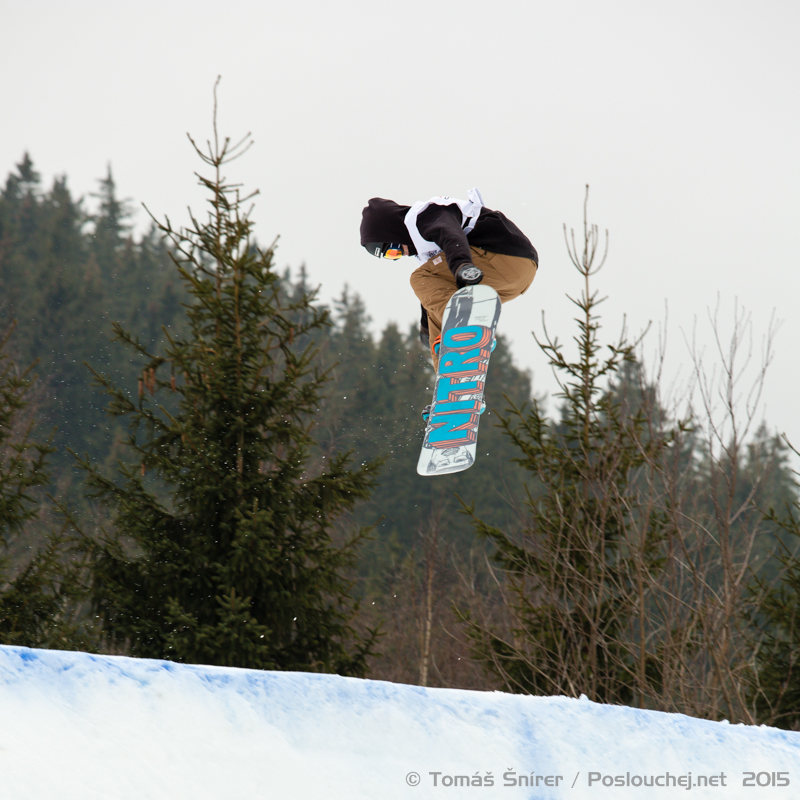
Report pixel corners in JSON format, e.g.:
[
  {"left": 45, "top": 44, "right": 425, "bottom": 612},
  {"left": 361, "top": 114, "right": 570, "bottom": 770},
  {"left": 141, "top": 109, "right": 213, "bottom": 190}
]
[{"left": 417, "top": 204, "right": 474, "bottom": 276}]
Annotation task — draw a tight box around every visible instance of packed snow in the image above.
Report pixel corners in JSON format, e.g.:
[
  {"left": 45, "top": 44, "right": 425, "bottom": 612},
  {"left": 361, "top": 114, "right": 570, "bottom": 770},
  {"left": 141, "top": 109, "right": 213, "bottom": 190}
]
[{"left": 1, "top": 645, "right": 799, "bottom": 799}]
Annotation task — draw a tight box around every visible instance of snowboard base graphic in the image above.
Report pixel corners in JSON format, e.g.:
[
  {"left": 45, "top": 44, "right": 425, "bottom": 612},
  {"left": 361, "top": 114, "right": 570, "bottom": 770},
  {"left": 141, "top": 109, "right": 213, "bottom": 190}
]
[{"left": 417, "top": 285, "right": 501, "bottom": 476}]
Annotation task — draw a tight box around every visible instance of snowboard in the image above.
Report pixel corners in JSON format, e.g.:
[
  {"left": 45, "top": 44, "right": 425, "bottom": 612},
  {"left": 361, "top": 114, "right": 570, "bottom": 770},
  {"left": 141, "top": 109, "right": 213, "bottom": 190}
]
[{"left": 417, "top": 284, "right": 501, "bottom": 476}]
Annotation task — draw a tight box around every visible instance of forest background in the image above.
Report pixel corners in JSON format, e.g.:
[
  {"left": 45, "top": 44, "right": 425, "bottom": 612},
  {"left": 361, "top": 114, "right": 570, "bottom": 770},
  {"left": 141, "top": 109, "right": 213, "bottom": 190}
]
[{"left": 2, "top": 151, "right": 800, "bottom": 728}]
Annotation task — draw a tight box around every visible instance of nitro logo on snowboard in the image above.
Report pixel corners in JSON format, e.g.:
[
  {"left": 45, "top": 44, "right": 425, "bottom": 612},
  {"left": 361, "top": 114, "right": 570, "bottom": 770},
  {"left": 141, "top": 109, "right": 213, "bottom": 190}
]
[{"left": 427, "top": 325, "right": 491, "bottom": 449}]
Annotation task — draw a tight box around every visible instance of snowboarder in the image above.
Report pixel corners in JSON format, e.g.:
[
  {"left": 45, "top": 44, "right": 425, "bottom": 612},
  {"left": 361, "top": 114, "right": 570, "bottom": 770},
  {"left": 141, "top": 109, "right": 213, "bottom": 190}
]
[{"left": 359, "top": 188, "right": 538, "bottom": 366}]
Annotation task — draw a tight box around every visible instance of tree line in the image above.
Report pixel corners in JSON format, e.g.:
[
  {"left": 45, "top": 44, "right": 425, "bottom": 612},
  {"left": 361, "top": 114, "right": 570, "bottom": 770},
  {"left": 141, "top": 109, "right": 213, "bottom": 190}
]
[{"left": 2, "top": 127, "right": 800, "bottom": 728}]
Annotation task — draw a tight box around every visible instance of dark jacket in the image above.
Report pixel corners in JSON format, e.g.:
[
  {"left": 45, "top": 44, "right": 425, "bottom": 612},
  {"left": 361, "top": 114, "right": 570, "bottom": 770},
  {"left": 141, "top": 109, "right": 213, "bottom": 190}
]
[{"left": 360, "top": 198, "right": 538, "bottom": 278}]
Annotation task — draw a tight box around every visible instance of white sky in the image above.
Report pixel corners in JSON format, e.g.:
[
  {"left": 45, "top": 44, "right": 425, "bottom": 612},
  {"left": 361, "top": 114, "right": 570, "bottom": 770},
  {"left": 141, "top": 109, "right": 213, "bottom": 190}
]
[{"left": 3, "top": 0, "right": 799, "bottom": 460}]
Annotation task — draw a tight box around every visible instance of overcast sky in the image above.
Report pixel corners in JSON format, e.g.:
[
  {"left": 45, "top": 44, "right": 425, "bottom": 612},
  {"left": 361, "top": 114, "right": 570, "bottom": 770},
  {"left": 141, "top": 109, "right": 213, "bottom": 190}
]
[{"left": 3, "top": 0, "right": 799, "bottom": 461}]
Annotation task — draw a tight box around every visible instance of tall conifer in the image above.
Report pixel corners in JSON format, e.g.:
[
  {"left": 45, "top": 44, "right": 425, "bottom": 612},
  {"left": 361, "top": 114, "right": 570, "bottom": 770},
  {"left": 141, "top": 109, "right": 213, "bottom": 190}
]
[
  {"left": 749, "top": 474, "right": 800, "bottom": 728},
  {"left": 461, "top": 190, "right": 674, "bottom": 704},
  {"left": 0, "top": 324, "right": 86, "bottom": 648},
  {"left": 78, "top": 95, "right": 378, "bottom": 674}
]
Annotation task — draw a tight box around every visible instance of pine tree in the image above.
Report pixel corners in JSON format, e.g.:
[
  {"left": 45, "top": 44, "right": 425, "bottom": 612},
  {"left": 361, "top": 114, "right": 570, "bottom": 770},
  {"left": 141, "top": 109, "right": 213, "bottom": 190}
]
[
  {"left": 0, "top": 323, "right": 51, "bottom": 575},
  {"left": 0, "top": 323, "right": 86, "bottom": 648},
  {"left": 749, "top": 452, "right": 800, "bottom": 728},
  {"left": 0, "top": 154, "right": 46, "bottom": 323},
  {"left": 461, "top": 189, "right": 675, "bottom": 704},
  {"left": 0, "top": 156, "right": 189, "bottom": 489},
  {"left": 77, "top": 99, "right": 379, "bottom": 674}
]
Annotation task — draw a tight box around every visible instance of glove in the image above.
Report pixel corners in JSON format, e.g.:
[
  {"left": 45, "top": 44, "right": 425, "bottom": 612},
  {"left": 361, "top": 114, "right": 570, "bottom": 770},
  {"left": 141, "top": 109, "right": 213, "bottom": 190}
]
[{"left": 455, "top": 264, "right": 484, "bottom": 288}]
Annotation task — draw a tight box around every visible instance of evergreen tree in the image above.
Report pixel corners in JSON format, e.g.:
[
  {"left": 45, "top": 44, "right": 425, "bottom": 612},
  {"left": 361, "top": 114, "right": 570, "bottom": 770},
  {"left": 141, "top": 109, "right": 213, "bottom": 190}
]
[
  {"left": 0, "top": 156, "right": 188, "bottom": 489},
  {"left": 77, "top": 108, "right": 379, "bottom": 674},
  {"left": 461, "top": 191, "right": 675, "bottom": 704},
  {"left": 0, "top": 154, "right": 46, "bottom": 323},
  {"left": 0, "top": 323, "right": 87, "bottom": 648},
  {"left": 749, "top": 453, "right": 800, "bottom": 728},
  {"left": 91, "top": 165, "right": 130, "bottom": 253}
]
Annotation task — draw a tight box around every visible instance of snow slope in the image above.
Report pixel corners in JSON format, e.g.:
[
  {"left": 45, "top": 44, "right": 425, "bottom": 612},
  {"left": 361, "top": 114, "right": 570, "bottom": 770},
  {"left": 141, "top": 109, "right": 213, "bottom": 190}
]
[{"left": 1, "top": 646, "right": 799, "bottom": 799}]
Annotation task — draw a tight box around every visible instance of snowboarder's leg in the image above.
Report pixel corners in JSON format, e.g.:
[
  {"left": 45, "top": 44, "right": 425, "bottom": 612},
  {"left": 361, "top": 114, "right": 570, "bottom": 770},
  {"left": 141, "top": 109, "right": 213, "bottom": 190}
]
[
  {"left": 409, "top": 255, "right": 457, "bottom": 368},
  {"left": 469, "top": 248, "right": 538, "bottom": 303},
  {"left": 410, "top": 249, "right": 538, "bottom": 369},
  {"left": 419, "top": 305, "right": 430, "bottom": 347}
]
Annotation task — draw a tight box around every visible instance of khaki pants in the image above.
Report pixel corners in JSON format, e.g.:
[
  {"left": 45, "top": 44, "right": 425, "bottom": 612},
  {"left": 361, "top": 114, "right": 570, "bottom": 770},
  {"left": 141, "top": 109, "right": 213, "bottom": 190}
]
[{"left": 410, "top": 247, "right": 538, "bottom": 366}]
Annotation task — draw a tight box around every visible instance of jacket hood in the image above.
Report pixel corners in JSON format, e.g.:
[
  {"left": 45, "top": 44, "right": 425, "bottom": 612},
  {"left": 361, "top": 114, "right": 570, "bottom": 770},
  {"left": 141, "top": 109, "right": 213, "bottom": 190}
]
[{"left": 360, "top": 198, "right": 416, "bottom": 252}]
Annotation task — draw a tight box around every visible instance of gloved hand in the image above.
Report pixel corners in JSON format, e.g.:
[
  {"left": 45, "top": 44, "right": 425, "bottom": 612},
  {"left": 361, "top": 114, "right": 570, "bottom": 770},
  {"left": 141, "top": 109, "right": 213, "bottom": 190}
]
[{"left": 455, "top": 264, "right": 484, "bottom": 288}]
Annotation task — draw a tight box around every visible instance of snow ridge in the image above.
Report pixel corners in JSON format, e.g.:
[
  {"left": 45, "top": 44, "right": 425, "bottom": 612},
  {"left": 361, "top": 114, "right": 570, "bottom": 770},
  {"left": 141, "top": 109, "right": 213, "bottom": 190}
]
[{"left": 1, "top": 645, "right": 799, "bottom": 799}]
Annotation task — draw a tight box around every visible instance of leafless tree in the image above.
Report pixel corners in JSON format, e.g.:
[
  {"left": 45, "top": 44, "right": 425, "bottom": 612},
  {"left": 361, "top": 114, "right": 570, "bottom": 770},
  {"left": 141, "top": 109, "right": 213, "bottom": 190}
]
[{"left": 458, "top": 189, "right": 787, "bottom": 722}]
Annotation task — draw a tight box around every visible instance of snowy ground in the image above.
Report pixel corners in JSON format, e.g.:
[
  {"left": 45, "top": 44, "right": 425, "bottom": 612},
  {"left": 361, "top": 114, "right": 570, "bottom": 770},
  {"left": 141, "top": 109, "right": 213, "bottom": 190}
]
[{"left": 1, "top": 646, "right": 799, "bottom": 799}]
